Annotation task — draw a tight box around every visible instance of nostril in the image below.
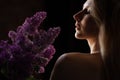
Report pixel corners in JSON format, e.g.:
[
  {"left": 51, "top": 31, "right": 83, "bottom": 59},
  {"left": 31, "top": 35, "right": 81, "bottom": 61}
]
[
  {"left": 73, "top": 9, "right": 87, "bottom": 21},
  {"left": 73, "top": 11, "right": 80, "bottom": 20},
  {"left": 73, "top": 14, "right": 77, "bottom": 20},
  {"left": 74, "top": 17, "right": 81, "bottom": 22},
  {"left": 73, "top": 14, "right": 80, "bottom": 21},
  {"left": 73, "top": 11, "right": 83, "bottom": 21}
]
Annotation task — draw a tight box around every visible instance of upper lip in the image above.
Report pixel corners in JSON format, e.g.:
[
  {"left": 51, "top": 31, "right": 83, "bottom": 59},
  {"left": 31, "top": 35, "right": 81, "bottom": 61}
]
[{"left": 75, "top": 21, "right": 81, "bottom": 28}]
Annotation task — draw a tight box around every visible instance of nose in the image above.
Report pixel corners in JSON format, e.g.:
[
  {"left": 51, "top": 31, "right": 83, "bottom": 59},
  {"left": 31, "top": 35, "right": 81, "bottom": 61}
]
[{"left": 73, "top": 9, "right": 86, "bottom": 21}]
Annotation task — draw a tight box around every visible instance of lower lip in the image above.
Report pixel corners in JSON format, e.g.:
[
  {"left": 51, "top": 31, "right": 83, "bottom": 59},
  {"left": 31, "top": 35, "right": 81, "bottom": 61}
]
[{"left": 75, "top": 28, "right": 81, "bottom": 34}]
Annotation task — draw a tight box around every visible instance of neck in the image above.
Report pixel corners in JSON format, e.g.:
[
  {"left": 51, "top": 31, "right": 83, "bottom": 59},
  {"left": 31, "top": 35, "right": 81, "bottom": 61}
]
[{"left": 87, "top": 38, "right": 100, "bottom": 54}]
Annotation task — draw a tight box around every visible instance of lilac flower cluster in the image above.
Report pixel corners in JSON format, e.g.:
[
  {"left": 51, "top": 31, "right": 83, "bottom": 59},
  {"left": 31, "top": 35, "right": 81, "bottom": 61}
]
[{"left": 0, "top": 11, "right": 60, "bottom": 80}]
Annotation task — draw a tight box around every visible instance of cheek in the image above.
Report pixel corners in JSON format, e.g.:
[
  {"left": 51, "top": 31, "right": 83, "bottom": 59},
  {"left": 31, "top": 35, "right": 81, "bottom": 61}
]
[{"left": 81, "top": 15, "right": 99, "bottom": 35}]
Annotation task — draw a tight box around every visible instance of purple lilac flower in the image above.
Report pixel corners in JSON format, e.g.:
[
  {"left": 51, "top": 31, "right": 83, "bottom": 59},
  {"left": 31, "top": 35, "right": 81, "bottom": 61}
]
[
  {"left": 18, "top": 11, "right": 47, "bottom": 34},
  {"left": 43, "top": 45, "right": 56, "bottom": 60},
  {"left": 0, "top": 11, "right": 61, "bottom": 80},
  {"left": 33, "top": 27, "right": 60, "bottom": 52}
]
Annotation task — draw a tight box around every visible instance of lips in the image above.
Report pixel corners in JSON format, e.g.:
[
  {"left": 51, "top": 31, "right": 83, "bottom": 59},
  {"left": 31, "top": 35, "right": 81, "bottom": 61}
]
[{"left": 75, "top": 22, "right": 81, "bottom": 30}]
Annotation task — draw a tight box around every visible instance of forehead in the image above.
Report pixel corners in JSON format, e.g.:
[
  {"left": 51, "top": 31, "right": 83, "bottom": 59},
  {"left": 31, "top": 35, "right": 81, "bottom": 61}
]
[{"left": 83, "top": 0, "right": 93, "bottom": 9}]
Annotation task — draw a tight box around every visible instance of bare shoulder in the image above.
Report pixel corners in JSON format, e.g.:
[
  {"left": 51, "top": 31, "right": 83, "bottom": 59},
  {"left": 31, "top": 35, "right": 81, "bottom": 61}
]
[
  {"left": 50, "top": 52, "right": 104, "bottom": 80},
  {"left": 57, "top": 52, "right": 103, "bottom": 67}
]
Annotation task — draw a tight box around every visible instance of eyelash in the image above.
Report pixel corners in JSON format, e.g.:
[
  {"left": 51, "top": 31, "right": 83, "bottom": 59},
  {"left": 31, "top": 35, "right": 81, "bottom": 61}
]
[{"left": 84, "top": 9, "right": 90, "bottom": 14}]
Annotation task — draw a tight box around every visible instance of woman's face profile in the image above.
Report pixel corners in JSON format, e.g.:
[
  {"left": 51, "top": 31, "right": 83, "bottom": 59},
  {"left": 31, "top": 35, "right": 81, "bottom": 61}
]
[{"left": 73, "top": 0, "right": 99, "bottom": 40}]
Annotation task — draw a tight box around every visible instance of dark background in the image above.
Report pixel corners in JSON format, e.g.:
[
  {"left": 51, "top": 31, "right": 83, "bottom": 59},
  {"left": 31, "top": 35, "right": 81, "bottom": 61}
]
[{"left": 0, "top": 0, "right": 90, "bottom": 80}]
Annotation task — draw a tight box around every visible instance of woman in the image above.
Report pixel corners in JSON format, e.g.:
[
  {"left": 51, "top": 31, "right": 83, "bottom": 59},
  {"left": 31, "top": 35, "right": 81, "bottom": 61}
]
[
  {"left": 50, "top": 0, "right": 120, "bottom": 80},
  {"left": 50, "top": 0, "right": 103, "bottom": 80}
]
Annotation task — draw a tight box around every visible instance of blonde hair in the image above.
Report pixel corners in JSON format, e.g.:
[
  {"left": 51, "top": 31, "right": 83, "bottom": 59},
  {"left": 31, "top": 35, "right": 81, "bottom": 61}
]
[{"left": 93, "top": 0, "right": 120, "bottom": 79}]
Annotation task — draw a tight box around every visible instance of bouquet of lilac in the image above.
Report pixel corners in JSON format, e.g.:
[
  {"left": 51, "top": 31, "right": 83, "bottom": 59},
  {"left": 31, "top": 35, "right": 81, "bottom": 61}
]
[{"left": 0, "top": 11, "right": 60, "bottom": 80}]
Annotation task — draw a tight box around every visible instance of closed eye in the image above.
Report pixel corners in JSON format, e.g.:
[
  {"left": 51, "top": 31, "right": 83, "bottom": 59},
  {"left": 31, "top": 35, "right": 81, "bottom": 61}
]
[{"left": 84, "top": 9, "right": 90, "bottom": 14}]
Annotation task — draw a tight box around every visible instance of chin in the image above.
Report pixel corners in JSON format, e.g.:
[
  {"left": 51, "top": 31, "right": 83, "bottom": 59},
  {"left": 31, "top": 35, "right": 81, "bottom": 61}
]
[{"left": 75, "top": 32, "right": 85, "bottom": 40}]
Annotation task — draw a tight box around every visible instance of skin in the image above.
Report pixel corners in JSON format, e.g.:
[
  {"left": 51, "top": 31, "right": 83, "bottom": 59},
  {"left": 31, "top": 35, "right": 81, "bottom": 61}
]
[
  {"left": 50, "top": 0, "right": 104, "bottom": 80},
  {"left": 73, "top": 0, "right": 100, "bottom": 54}
]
